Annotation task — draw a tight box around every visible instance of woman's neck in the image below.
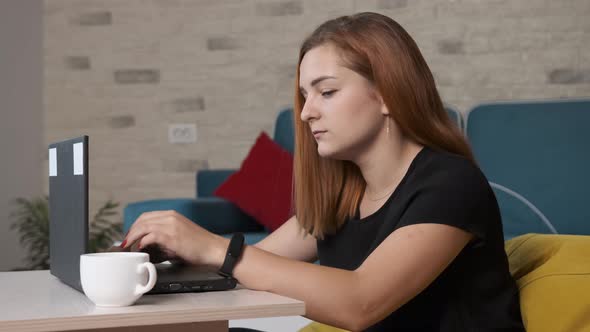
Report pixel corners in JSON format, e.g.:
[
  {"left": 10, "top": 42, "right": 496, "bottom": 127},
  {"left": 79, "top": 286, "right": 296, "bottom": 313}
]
[{"left": 356, "top": 138, "right": 423, "bottom": 199}]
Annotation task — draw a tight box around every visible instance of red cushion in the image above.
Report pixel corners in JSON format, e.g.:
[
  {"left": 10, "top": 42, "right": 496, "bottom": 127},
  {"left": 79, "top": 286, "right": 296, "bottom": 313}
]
[{"left": 214, "top": 132, "right": 293, "bottom": 232}]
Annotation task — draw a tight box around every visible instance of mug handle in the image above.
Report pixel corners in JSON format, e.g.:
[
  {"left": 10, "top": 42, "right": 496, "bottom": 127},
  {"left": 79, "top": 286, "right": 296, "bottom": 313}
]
[{"left": 134, "top": 262, "right": 157, "bottom": 296}]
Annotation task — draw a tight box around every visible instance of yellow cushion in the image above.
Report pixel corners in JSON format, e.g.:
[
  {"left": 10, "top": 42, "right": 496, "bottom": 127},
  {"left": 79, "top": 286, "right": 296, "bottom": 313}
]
[
  {"left": 298, "top": 322, "right": 349, "bottom": 332},
  {"left": 299, "top": 233, "right": 590, "bottom": 332},
  {"left": 505, "top": 233, "right": 590, "bottom": 332}
]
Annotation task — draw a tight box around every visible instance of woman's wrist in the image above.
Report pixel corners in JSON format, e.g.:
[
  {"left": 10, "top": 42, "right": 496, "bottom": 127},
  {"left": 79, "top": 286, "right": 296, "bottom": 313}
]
[{"left": 207, "top": 234, "right": 231, "bottom": 268}]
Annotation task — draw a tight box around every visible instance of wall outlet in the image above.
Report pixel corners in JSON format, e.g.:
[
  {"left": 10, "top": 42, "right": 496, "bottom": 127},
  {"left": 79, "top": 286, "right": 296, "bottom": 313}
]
[{"left": 168, "top": 123, "right": 197, "bottom": 144}]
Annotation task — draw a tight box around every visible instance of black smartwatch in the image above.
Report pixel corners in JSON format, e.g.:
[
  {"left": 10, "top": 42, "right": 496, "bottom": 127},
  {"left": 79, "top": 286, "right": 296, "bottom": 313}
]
[{"left": 218, "top": 233, "right": 245, "bottom": 278}]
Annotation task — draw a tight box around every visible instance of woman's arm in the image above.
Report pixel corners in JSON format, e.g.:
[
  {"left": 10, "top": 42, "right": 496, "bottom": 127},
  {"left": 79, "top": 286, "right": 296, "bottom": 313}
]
[
  {"left": 212, "top": 223, "right": 472, "bottom": 331},
  {"left": 254, "top": 215, "right": 318, "bottom": 262},
  {"left": 124, "top": 211, "right": 471, "bottom": 331}
]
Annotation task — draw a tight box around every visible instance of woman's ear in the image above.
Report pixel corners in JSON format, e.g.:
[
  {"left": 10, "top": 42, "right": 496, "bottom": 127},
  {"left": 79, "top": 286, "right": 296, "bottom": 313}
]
[
  {"left": 371, "top": 86, "right": 389, "bottom": 115},
  {"left": 381, "top": 103, "right": 390, "bottom": 115},
  {"left": 378, "top": 94, "right": 390, "bottom": 115}
]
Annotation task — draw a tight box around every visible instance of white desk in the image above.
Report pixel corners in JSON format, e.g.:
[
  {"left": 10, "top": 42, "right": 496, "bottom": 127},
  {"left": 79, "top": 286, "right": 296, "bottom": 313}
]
[{"left": 0, "top": 270, "right": 305, "bottom": 332}]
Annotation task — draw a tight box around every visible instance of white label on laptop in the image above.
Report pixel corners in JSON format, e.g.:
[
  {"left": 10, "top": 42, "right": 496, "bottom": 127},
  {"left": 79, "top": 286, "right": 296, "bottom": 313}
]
[
  {"left": 49, "top": 148, "right": 57, "bottom": 177},
  {"left": 73, "top": 142, "right": 84, "bottom": 175}
]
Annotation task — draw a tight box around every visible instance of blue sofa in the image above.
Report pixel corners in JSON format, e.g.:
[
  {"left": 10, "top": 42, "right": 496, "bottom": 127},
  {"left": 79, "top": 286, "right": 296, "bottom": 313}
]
[
  {"left": 124, "top": 106, "right": 462, "bottom": 244},
  {"left": 125, "top": 101, "right": 590, "bottom": 243},
  {"left": 123, "top": 108, "right": 294, "bottom": 245},
  {"left": 465, "top": 99, "right": 590, "bottom": 239}
]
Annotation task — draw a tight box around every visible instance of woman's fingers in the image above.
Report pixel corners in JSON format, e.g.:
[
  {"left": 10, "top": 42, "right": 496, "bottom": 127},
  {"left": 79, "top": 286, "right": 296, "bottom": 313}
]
[
  {"left": 134, "top": 233, "right": 171, "bottom": 263},
  {"left": 123, "top": 217, "right": 169, "bottom": 249},
  {"left": 141, "top": 244, "right": 175, "bottom": 263},
  {"left": 123, "top": 209, "right": 205, "bottom": 264},
  {"left": 137, "top": 231, "right": 165, "bottom": 250},
  {"left": 135, "top": 210, "right": 176, "bottom": 226}
]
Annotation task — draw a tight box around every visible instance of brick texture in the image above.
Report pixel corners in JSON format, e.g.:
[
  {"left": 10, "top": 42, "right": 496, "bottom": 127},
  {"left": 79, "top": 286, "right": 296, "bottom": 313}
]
[
  {"left": 69, "top": 11, "right": 112, "bottom": 26},
  {"left": 43, "top": 0, "right": 590, "bottom": 219},
  {"left": 64, "top": 56, "right": 90, "bottom": 70}
]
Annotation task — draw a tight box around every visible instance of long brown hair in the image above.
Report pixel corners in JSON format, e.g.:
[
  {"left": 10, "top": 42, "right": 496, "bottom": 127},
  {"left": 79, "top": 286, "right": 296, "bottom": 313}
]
[{"left": 294, "top": 12, "right": 474, "bottom": 239}]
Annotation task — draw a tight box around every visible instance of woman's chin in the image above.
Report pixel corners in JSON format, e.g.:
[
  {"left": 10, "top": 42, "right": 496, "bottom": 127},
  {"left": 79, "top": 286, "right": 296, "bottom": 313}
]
[
  {"left": 317, "top": 145, "right": 346, "bottom": 160},
  {"left": 317, "top": 145, "right": 333, "bottom": 158}
]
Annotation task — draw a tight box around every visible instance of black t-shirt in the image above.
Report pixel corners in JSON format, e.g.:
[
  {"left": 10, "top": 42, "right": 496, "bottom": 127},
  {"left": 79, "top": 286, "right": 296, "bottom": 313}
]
[{"left": 317, "top": 147, "right": 524, "bottom": 331}]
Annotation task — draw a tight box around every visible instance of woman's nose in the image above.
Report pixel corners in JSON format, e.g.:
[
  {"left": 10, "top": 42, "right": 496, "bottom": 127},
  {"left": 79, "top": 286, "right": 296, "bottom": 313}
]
[{"left": 300, "top": 99, "right": 319, "bottom": 123}]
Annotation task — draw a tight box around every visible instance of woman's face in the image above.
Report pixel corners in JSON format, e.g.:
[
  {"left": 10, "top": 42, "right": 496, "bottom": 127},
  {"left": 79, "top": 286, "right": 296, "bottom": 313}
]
[{"left": 299, "top": 44, "right": 388, "bottom": 160}]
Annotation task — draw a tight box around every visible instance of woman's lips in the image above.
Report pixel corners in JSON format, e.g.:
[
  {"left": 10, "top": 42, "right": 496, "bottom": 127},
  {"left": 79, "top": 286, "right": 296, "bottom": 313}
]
[{"left": 312, "top": 130, "right": 327, "bottom": 138}]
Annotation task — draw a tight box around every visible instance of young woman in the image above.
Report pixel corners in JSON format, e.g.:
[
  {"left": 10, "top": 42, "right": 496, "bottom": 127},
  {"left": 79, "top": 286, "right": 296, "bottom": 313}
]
[{"left": 123, "top": 12, "right": 524, "bottom": 331}]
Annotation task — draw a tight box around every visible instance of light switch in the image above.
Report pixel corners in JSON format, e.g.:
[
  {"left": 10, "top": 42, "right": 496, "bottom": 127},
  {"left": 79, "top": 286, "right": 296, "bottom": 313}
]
[{"left": 168, "top": 123, "right": 197, "bottom": 144}]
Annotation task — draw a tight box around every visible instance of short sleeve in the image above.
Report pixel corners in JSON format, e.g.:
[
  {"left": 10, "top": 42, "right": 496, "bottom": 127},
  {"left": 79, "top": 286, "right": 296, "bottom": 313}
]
[{"left": 397, "top": 159, "right": 494, "bottom": 242}]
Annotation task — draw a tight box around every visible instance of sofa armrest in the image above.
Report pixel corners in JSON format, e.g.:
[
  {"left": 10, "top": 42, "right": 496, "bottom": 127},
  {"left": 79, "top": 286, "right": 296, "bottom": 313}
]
[
  {"left": 123, "top": 197, "right": 264, "bottom": 235},
  {"left": 196, "top": 169, "right": 237, "bottom": 198},
  {"left": 505, "top": 234, "right": 590, "bottom": 332}
]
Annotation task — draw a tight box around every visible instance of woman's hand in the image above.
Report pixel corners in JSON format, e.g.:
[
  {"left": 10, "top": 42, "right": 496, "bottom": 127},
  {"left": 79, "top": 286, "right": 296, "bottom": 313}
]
[{"left": 122, "top": 210, "right": 230, "bottom": 267}]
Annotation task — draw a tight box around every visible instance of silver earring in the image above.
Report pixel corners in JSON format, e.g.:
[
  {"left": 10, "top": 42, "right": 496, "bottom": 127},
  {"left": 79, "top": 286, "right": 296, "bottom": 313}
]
[{"left": 386, "top": 119, "right": 390, "bottom": 135}]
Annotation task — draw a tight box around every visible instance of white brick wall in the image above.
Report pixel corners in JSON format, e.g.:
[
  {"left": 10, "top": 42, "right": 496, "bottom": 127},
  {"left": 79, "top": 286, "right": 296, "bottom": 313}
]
[{"left": 43, "top": 0, "right": 590, "bottom": 220}]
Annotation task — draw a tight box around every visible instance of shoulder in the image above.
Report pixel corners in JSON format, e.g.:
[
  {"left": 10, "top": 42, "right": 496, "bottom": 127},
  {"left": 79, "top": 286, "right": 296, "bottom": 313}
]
[{"left": 409, "top": 147, "right": 491, "bottom": 195}]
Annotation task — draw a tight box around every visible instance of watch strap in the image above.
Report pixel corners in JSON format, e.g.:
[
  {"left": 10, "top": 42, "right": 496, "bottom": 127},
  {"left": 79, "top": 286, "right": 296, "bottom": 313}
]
[{"left": 218, "top": 233, "right": 245, "bottom": 278}]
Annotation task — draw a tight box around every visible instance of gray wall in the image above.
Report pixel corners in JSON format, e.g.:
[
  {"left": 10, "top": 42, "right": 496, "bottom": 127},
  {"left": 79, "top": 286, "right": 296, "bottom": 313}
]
[
  {"left": 0, "top": 0, "right": 44, "bottom": 271},
  {"left": 43, "top": 0, "right": 590, "bottom": 223}
]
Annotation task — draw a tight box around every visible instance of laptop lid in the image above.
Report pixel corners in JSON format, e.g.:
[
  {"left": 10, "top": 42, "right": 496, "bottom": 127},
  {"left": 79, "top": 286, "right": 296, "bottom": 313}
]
[
  {"left": 48, "top": 135, "right": 235, "bottom": 294},
  {"left": 49, "top": 136, "right": 88, "bottom": 292}
]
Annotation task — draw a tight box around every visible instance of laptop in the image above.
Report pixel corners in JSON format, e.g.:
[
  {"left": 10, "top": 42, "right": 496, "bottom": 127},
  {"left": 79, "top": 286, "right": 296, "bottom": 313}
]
[{"left": 49, "top": 136, "right": 237, "bottom": 294}]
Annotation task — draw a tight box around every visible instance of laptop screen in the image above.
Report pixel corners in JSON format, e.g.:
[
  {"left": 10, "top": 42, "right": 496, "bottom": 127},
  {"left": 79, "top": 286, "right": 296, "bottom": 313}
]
[{"left": 48, "top": 135, "right": 88, "bottom": 292}]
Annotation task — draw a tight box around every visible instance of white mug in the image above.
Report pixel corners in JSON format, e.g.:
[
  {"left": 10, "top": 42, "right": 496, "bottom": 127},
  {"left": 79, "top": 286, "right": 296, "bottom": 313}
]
[{"left": 80, "top": 252, "right": 157, "bottom": 307}]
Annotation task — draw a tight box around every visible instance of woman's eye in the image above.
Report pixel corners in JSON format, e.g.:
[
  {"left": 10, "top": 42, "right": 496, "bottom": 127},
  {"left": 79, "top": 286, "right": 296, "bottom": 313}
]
[{"left": 321, "top": 90, "right": 336, "bottom": 97}]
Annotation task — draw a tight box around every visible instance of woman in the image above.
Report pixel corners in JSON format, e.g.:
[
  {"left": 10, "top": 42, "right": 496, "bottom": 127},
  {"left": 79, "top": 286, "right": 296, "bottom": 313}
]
[{"left": 123, "top": 12, "right": 524, "bottom": 331}]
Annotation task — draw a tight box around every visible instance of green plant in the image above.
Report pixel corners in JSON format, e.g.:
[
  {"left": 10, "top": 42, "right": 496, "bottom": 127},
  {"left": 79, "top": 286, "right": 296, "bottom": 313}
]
[{"left": 9, "top": 196, "right": 123, "bottom": 270}]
